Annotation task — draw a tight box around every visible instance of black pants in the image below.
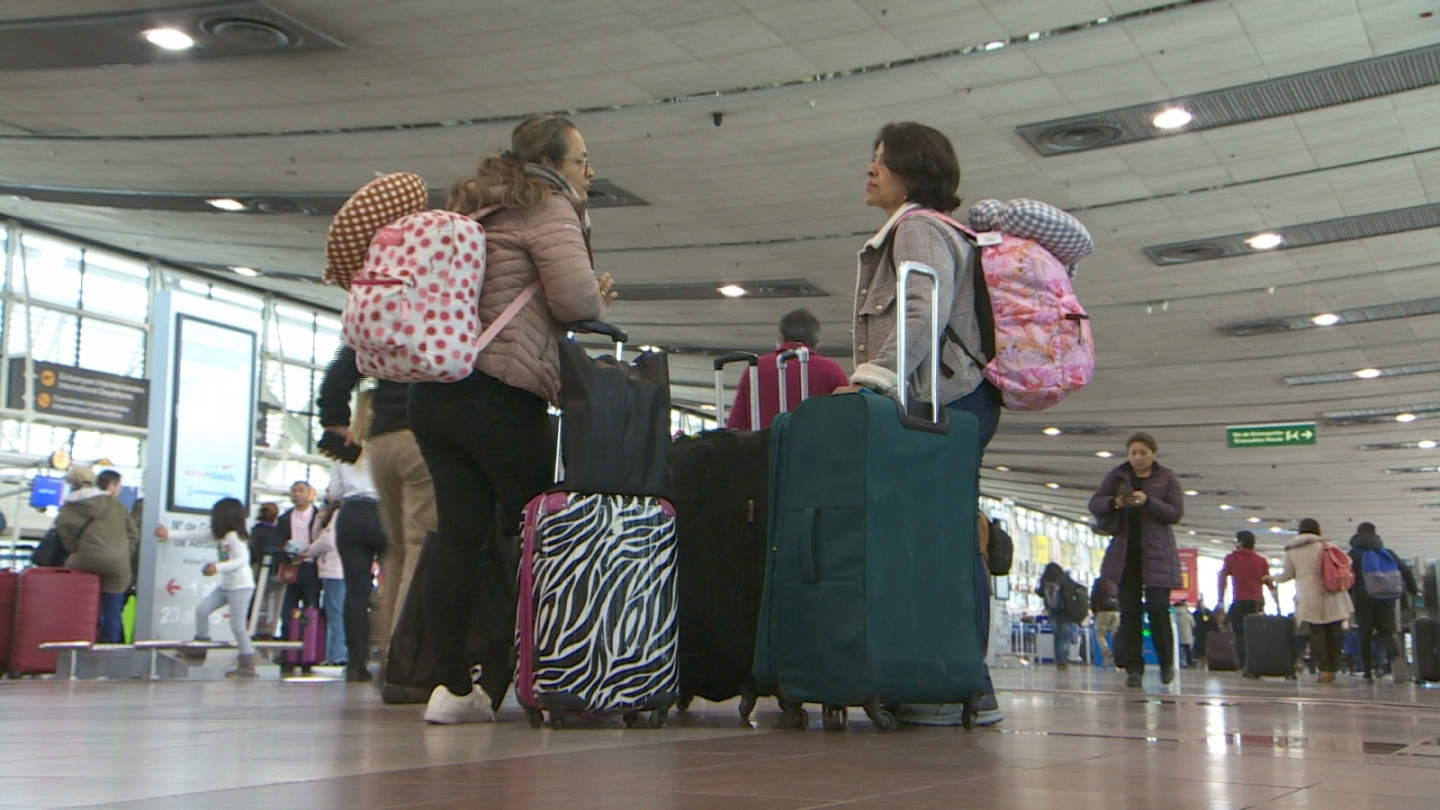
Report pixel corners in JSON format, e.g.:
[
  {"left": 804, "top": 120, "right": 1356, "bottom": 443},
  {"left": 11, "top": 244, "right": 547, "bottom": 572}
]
[
  {"left": 1228, "top": 599, "right": 1260, "bottom": 669},
  {"left": 410, "top": 372, "right": 551, "bottom": 697},
  {"left": 1118, "top": 568, "right": 1174, "bottom": 675},
  {"left": 1310, "top": 620, "right": 1343, "bottom": 673},
  {"left": 337, "top": 498, "right": 388, "bottom": 670},
  {"left": 280, "top": 561, "right": 320, "bottom": 639},
  {"left": 1354, "top": 599, "right": 1397, "bottom": 674}
]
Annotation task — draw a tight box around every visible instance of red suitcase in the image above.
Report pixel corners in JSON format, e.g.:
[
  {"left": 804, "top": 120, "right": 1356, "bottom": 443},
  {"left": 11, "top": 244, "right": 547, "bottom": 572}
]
[
  {"left": 10, "top": 568, "right": 101, "bottom": 674},
  {"left": 0, "top": 570, "right": 17, "bottom": 670},
  {"left": 283, "top": 606, "right": 325, "bottom": 668}
]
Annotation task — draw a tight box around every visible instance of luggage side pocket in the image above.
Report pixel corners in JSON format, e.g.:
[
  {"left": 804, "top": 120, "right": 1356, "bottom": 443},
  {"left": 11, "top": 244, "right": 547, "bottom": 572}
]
[{"left": 773, "top": 506, "right": 867, "bottom": 703}]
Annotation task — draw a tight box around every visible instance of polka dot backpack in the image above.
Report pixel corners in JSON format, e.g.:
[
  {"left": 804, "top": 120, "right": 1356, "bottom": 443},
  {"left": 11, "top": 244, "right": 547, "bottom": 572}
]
[{"left": 341, "top": 207, "right": 539, "bottom": 383}]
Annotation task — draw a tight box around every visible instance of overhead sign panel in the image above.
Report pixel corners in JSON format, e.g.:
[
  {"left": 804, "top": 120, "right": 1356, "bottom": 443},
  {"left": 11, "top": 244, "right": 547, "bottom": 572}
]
[
  {"left": 5, "top": 358, "right": 149, "bottom": 427},
  {"left": 1226, "top": 422, "right": 1317, "bottom": 448}
]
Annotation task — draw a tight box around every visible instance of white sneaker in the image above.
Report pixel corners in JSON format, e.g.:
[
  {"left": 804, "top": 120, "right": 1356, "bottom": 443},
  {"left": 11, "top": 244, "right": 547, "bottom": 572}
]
[{"left": 424, "top": 685, "right": 495, "bottom": 725}]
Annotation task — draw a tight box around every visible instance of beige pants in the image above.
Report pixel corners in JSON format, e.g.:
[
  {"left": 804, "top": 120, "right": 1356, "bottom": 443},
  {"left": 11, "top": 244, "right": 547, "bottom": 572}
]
[
  {"left": 366, "top": 429, "right": 437, "bottom": 650},
  {"left": 1094, "top": 610, "right": 1121, "bottom": 662}
]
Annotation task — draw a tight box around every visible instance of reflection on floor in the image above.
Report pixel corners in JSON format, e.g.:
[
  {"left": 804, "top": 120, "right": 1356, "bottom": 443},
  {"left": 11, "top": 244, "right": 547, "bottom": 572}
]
[{"left": 2, "top": 664, "right": 1437, "bottom": 809}]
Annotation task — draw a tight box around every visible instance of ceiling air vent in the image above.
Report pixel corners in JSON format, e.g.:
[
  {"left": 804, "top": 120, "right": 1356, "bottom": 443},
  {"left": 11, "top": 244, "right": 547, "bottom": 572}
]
[
  {"left": 0, "top": 1, "right": 343, "bottom": 70},
  {"left": 612, "top": 279, "right": 827, "bottom": 301},
  {"left": 1224, "top": 295, "right": 1440, "bottom": 337},
  {"left": 1145, "top": 202, "right": 1440, "bottom": 266},
  {"left": 200, "top": 16, "right": 295, "bottom": 50},
  {"left": 1017, "top": 43, "right": 1440, "bottom": 156}
]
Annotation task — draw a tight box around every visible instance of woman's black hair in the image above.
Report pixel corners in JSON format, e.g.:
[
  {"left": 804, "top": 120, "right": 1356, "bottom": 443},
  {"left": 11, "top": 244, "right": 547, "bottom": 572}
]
[
  {"left": 874, "top": 122, "right": 962, "bottom": 212},
  {"left": 211, "top": 497, "right": 250, "bottom": 541}
]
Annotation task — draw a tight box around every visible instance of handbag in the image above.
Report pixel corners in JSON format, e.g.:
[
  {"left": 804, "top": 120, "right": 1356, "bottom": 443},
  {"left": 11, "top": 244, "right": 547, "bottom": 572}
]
[
  {"left": 276, "top": 563, "right": 301, "bottom": 584},
  {"left": 1092, "top": 509, "right": 1124, "bottom": 536}
]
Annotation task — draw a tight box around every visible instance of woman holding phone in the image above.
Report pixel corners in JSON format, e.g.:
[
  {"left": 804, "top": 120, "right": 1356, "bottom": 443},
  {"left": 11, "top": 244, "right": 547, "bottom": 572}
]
[{"left": 1088, "top": 432, "right": 1185, "bottom": 687}]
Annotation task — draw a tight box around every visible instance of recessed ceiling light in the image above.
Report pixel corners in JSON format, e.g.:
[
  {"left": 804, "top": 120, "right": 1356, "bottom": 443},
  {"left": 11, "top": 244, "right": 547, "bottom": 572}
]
[
  {"left": 993, "top": 465, "right": 1011, "bottom": 472},
  {"left": 1269, "top": 526, "right": 1285, "bottom": 533},
  {"left": 1095, "top": 450, "right": 1113, "bottom": 458},
  {"left": 1396, "top": 412, "right": 1419, "bottom": 423},
  {"left": 1245, "top": 232, "right": 1284, "bottom": 250},
  {"left": 1419, "top": 439, "right": 1438, "bottom": 449},
  {"left": 717, "top": 284, "right": 747, "bottom": 298},
  {"left": 1218, "top": 504, "right": 1235, "bottom": 511},
  {"left": 142, "top": 27, "right": 195, "bottom": 50},
  {"left": 230, "top": 266, "right": 260, "bottom": 277},
  {"left": 1044, "top": 482, "right": 1061, "bottom": 489},
  {"left": 206, "top": 197, "right": 247, "bottom": 212},
  {"left": 1183, "top": 489, "right": 1199, "bottom": 496},
  {"left": 1247, "top": 516, "right": 1261, "bottom": 524},
  {"left": 1353, "top": 367, "right": 1383, "bottom": 379},
  {"left": 1151, "top": 107, "right": 1193, "bottom": 129},
  {"left": 1187, "top": 529, "right": 1196, "bottom": 535},
  {"left": 983, "top": 40, "right": 1005, "bottom": 51},
  {"left": 1310, "top": 312, "right": 1341, "bottom": 326},
  {"left": 1042, "top": 427, "right": 1062, "bottom": 436}
]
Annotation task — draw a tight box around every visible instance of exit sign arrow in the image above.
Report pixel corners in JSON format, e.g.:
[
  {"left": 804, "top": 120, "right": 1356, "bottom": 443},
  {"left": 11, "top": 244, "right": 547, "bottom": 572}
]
[{"left": 1227, "top": 422, "right": 1318, "bottom": 448}]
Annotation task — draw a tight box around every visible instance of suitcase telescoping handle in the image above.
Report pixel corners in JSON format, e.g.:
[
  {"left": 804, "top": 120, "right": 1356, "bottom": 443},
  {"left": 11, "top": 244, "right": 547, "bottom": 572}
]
[
  {"left": 775, "top": 346, "right": 810, "bottom": 415},
  {"left": 712, "top": 352, "right": 759, "bottom": 428},
  {"left": 564, "top": 320, "right": 628, "bottom": 361},
  {"left": 895, "top": 261, "right": 941, "bottom": 424}
]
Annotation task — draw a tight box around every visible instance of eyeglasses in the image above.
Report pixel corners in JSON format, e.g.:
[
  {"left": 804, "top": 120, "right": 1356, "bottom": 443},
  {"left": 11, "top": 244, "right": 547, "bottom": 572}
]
[{"left": 562, "top": 156, "right": 591, "bottom": 169}]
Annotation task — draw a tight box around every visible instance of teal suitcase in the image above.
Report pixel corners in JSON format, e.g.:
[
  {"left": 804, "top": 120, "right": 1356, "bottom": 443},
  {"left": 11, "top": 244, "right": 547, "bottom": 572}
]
[{"left": 751, "top": 390, "right": 988, "bottom": 731}]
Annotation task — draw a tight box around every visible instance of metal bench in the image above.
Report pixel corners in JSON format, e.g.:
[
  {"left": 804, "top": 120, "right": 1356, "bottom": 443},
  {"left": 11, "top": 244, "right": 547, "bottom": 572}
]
[{"left": 38, "top": 640, "right": 302, "bottom": 680}]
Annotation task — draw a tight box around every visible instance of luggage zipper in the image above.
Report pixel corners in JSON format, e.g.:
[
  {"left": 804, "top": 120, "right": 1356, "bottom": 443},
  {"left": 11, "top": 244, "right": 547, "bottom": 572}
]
[
  {"left": 351, "top": 278, "right": 405, "bottom": 286},
  {"left": 1064, "top": 312, "right": 1089, "bottom": 344}
]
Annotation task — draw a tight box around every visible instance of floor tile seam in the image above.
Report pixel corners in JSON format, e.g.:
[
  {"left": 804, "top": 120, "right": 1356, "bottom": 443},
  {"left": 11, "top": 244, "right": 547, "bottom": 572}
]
[
  {"left": 773, "top": 770, "right": 1004, "bottom": 808},
  {"left": 1081, "top": 751, "right": 1341, "bottom": 789},
  {"left": 999, "top": 686, "right": 1440, "bottom": 714},
  {"left": 1239, "top": 782, "right": 1319, "bottom": 810}
]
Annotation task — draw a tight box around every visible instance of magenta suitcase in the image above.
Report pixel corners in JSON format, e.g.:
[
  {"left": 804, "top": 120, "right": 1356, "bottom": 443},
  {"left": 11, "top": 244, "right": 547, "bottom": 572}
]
[
  {"left": 283, "top": 606, "right": 325, "bottom": 667},
  {"left": 10, "top": 568, "right": 101, "bottom": 674},
  {"left": 0, "top": 571, "right": 17, "bottom": 670}
]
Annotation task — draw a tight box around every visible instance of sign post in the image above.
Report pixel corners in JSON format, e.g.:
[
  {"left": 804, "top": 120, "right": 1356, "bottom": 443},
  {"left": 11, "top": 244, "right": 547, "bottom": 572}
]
[
  {"left": 1226, "top": 422, "right": 1316, "bottom": 449},
  {"left": 135, "top": 292, "right": 259, "bottom": 642}
]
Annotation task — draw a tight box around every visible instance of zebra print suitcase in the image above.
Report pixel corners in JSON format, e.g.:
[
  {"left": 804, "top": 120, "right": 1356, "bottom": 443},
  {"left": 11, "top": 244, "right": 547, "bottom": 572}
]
[{"left": 515, "top": 491, "right": 680, "bottom": 729}]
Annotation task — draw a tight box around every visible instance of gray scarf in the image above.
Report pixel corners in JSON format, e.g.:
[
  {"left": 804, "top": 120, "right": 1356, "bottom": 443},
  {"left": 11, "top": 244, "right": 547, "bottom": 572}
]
[{"left": 523, "top": 162, "right": 591, "bottom": 231}]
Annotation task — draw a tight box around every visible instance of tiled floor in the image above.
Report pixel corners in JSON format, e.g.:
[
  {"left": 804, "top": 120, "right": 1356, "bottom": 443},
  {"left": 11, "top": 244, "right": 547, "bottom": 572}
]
[{"left": 2, "top": 664, "right": 1438, "bottom": 809}]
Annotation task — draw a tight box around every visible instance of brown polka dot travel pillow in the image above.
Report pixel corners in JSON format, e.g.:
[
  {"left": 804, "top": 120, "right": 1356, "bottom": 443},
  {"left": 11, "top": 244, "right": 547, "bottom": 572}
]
[{"left": 324, "top": 172, "right": 429, "bottom": 289}]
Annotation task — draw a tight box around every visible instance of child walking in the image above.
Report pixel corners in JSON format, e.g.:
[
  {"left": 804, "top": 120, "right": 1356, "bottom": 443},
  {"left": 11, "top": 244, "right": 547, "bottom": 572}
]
[{"left": 156, "top": 497, "right": 257, "bottom": 678}]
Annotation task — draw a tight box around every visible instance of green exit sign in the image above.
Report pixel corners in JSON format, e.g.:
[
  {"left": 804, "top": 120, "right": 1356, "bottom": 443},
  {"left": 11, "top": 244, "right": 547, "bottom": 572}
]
[{"left": 1227, "top": 422, "right": 1317, "bottom": 448}]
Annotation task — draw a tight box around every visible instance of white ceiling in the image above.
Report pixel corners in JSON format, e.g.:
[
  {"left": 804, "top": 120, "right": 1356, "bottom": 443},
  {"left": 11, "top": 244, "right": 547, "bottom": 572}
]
[{"left": 2, "top": 0, "right": 1439, "bottom": 555}]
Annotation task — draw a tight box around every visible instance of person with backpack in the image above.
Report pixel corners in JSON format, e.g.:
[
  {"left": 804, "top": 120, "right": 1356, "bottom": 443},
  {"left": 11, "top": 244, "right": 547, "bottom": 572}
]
[
  {"left": 1088, "top": 432, "right": 1184, "bottom": 687},
  {"left": 410, "top": 115, "right": 613, "bottom": 724},
  {"left": 1091, "top": 576, "right": 1121, "bottom": 668},
  {"left": 1265, "top": 518, "right": 1354, "bottom": 684},
  {"left": 843, "top": 121, "right": 1003, "bottom": 727},
  {"left": 1037, "top": 563, "right": 1084, "bottom": 670},
  {"left": 55, "top": 464, "right": 139, "bottom": 644},
  {"left": 1348, "top": 522, "right": 1418, "bottom": 680}
]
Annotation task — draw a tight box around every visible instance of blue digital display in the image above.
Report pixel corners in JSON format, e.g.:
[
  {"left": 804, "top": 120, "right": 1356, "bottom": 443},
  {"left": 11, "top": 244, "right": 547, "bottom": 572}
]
[{"left": 30, "top": 475, "right": 65, "bottom": 509}]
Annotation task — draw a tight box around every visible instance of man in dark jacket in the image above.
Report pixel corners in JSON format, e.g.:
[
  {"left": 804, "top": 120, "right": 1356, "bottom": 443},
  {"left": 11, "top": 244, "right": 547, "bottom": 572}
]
[{"left": 1348, "top": 522, "right": 1418, "bottom": 679}]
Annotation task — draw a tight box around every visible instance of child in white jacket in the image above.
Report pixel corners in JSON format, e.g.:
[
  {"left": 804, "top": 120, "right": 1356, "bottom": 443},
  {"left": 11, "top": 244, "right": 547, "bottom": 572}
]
[{"left": 155, "top": 497, "right": 257, "bottom": 678}]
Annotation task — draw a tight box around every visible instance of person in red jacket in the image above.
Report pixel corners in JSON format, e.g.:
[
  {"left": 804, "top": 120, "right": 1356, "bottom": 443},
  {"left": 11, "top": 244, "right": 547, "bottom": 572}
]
[
  {"left": 1218, "top": 530, "right": 1278, "bottom": 672},
  {"left": 725, "top": 309, "right": 850, "bottom": 430}
]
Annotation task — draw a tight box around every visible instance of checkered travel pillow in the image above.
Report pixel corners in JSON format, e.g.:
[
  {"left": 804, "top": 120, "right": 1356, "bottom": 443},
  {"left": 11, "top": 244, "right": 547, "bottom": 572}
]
[
  {"left": 325, "top": 172, "right": 430, "bottom": 289},
  {"left": 968, "top": 198, "right": 1093, "bottom": 269}
]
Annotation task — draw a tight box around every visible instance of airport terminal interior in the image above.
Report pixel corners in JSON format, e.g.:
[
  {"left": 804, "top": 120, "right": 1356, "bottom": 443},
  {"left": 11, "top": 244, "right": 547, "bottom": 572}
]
[{"left": 1, "top": 0, "right": 1439, "bottom": 807}]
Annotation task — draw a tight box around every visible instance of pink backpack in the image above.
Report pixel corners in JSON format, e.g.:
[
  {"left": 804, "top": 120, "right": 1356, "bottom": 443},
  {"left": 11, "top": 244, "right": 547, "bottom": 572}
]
[
  {"left": 894, "top": 208, "right": 1094, "bottom": 411},
  {"left": 341, "top": 208, "right": 538, "bottom": 383},
  {"left": 1320, "top": 542, "right": 1355, "bottom": 593}
]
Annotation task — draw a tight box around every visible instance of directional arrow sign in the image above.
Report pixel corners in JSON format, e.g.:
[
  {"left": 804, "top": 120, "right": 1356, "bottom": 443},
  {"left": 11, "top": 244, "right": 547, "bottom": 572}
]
[
  {"left": 165, "top": 579, "right": 181, "bottom": 596},
  {"left": 1227, "top": 422, "right": 1318, "bottom": 448}
]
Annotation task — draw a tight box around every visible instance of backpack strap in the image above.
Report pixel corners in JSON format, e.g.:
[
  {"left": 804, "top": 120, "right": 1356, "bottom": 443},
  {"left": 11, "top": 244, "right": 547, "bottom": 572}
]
[
  {"left": 880, "top": 208, "right": 994, "bottom": 377},
  {"left": 473, "top": 281, "right": 541, "bottom": 355}
]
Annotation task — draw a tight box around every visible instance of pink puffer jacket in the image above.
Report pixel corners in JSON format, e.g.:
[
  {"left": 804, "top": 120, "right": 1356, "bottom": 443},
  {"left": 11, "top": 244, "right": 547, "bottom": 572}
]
[{"left": 473, "top": 191, "right": 606, "bottom": 403}]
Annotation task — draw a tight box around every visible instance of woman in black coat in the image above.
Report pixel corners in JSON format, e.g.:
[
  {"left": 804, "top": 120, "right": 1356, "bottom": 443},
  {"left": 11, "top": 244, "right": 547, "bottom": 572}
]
[{"left": 1088, "top": 432, "right": 1184, "bottom": 687}]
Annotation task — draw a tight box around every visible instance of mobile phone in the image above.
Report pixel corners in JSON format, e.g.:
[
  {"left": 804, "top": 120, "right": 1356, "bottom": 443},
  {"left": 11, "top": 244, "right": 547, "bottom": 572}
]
[{"left": 317, "top": 431, "right": 361, "bottom": 463}]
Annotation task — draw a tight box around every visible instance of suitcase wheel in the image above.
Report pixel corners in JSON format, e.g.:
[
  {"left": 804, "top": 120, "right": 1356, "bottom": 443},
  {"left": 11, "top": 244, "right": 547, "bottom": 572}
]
[
  {"left": 822, "top": 704, "right": 847, "bottom": 732},
  {"left": 525, "top": 707, "right": 544, "bottom": 729},
  {"left": 548, "top": 713, "right": 566, "bottom": 730},
  {"left": 863, "top": 697, "right": 896, "bottom": 733},
  {"left": 623, "top": 708, "right": 670, "bottom": 729},
  {"left": 675, "top": 693, "right": 693, "bottom": 712},
  {"left": 778, "top": 698, "right": 808, "bottom": 730}
]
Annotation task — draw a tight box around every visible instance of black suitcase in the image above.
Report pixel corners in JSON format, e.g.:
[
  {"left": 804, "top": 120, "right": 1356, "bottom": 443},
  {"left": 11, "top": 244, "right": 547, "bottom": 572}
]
[
  {"left": 669, "top": 350, "right": 808, "bottom": 724},
  {"left": 1243, "top": 612, "right": 1296, "bottom": 678},
  {"left": 1417, "top": 616, "right": 1440, "bottom": 683}
]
